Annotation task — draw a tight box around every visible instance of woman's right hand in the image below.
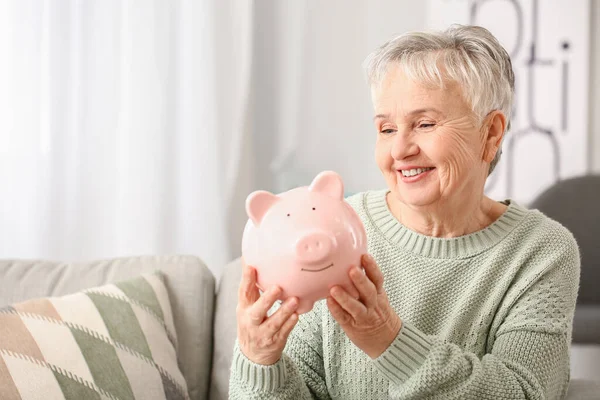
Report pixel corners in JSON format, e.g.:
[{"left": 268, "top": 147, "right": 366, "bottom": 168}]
[{"left": 236, "top": 260, "right": 300, "bottom": 365}]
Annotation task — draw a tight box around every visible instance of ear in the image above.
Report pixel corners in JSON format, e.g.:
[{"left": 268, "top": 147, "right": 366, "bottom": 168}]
[
  {"left": 246, "top": 190, "right": 279, "bottom": 226},
  {"left": 482, "top": 111, "right": 507, "bottom": 163},
  {"left": 308, "top": 171, "right": 344, "bottom": 200}
]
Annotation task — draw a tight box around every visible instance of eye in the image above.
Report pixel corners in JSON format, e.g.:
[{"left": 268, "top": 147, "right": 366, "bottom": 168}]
[
  {"left": 417, "top": 122, "right": 435, "bottom": 129},
  {"left": 312, "top": 207, "right": 316, "bottom": 210},
  {"left": 380, "top": 128, "right": 396, "bottom": 135},
  {"left": 287, "top": 213, "right": 290, "bottom": 217}
]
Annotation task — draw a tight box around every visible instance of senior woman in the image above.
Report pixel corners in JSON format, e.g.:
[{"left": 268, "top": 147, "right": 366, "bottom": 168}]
[{"left": 229, "top": 25, "right": 580, "bottom": 399}]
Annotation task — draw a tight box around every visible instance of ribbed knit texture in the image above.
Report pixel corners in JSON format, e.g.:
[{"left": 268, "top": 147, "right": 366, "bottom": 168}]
[{"left": 229, "top": 190, "right": 580, "bottom": 399}]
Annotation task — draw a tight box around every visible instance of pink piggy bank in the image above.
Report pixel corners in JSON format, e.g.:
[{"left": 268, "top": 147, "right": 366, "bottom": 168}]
[{"left": 241, "top": 170, "right": 367, "bottom": 314}]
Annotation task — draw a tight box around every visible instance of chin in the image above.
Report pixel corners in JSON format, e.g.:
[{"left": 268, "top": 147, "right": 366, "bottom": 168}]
[{"left": 391, "top": 185, "right": 440, "bottom": 208}]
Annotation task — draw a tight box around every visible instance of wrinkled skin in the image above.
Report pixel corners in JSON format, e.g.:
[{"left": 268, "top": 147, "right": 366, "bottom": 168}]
[
  {"left": 327, "top": 254, "right": 402, "bottom": 359},
  {"left": 237, "top": 261, "right": 300, "bottom": 366},
  {"left": 372, "top": 65, "right": 507, "bottom": 237}
]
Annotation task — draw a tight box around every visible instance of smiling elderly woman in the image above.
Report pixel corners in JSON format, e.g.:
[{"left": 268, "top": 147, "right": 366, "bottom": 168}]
[{"left": 229, "top": 25, "right": 580, "bottom": 399}]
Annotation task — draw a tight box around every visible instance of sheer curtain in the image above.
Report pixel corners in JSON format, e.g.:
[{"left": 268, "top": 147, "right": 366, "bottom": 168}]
[{"left": 0, "top": 0, "right": 253, "bottom": 276}]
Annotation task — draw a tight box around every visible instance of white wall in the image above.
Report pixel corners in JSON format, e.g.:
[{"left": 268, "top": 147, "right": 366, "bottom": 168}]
[{"left": 252, "top": 1, "right": 427, "bottom": 196}]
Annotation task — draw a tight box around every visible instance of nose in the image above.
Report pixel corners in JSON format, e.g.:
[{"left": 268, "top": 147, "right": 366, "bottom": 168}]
[
  {"left": 295, "top": 232, "right": 335, "bottom": 264},
  {"left": 391, "top": 131, "right": 419, "bottom": 160}
]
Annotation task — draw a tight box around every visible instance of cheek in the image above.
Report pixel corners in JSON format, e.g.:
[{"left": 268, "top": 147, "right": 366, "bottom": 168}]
[
  {"left": 432, "top": 130, "right": 480, "bottom": 169},
  {"left": 375, "top": 137, "right": 393, "bottom": 169}
]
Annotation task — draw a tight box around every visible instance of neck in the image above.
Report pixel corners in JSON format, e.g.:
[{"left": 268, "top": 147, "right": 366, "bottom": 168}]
[{"left": 387, "top": 192, "right": 505, "bottom": 238}]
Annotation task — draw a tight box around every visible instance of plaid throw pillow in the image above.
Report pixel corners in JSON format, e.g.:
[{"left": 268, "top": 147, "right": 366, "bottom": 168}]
[{"left": 0, "top": 271, "right": 189, "bottom": 400}]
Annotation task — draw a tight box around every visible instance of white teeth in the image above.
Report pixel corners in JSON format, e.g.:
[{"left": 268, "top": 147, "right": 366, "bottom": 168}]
[{"left": 401, "top": 167, "right": 432, "bottom": 177}]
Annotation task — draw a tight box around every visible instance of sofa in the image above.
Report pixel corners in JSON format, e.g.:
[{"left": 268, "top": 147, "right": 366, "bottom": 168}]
[{"left": 1, "top": 255, "right": 599, "bottom": 400}]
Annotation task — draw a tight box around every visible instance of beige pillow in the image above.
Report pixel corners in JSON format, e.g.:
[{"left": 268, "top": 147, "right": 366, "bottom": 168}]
[{"left": 0, "top": 271, "right": 189, "bottom": 400}]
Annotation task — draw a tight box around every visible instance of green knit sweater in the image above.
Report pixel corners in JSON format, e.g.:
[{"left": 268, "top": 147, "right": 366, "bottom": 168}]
[{"left": 229, "top": 190, "right": 580, "bottom": 399}]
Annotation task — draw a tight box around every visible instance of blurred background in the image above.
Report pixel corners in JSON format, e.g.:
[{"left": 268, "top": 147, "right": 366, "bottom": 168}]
[{"left": 0, "top": 0, "right": 598, "bottom": 277}]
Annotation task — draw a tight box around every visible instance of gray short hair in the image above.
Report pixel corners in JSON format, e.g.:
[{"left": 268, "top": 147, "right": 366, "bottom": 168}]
[{"left": 364, "top": 24, "right": 514, "bottom": 175}]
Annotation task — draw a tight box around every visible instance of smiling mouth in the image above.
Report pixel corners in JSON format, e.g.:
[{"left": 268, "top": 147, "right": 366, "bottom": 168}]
[
  {"left": 301, "top": 263, "right": 334, "bottom": 272},
  {"left": 399, "top": 167, "right": 435, "bottom": 177}
]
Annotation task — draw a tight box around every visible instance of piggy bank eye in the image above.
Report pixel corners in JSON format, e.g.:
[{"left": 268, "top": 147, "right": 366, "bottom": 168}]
[
  {"left": 312, "top": 207, "right": 316, "bottom": 210},
  {"left": 287, "top": 213, "right": 290, "bottom": 217}
]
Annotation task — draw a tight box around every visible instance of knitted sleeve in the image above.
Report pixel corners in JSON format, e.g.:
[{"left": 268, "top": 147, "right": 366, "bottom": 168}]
[
  {"left": 371, "top": 233, "right": 580, "bottom": 399},
  {"left": 228, "top": 301, "right": 331, "bottom": 399}
]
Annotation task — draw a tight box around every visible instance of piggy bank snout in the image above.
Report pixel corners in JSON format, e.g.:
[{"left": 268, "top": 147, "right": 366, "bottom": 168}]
[{"left": 295, "top": 232, "right": 336, "bottom": 264}]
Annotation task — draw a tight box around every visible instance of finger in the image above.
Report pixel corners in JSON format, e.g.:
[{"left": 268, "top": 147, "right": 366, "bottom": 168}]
[
  {"left": 248, "top": 285, "right": 282, "bottom": 325},
  {"left": 327, "top": 296, "right": 352, "bottom": 325},
  {"left": 344, "top": 278, "right": 360, "bottom": 299},
  {"left": 349, "top": 266, "right": 378, "bottom": 308},
  {"left": 330, "top": 286, "right": 366, "bottom": 318},
  {"left": 362, "top": 254, "right": 384, "bottom": 293},
  {"left": 238, "top": 265, "right": 260, "bottom": 306},
  {"left": 263, "top": 297, "right": 299, "bottom": 333},
  {"left": 273, "top": 312, "right": 299, "bottom": 343}
]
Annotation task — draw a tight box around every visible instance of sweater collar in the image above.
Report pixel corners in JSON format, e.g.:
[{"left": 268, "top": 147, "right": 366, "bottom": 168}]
[{"left": 365, "top": 190, "right": 528, "bottom": 259}]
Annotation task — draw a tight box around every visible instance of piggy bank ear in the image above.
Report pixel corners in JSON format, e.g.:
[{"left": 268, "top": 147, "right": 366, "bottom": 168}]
[
  {"left": 309, "top": 171, "right": 344, "bottom": 200},
  {"left": 246, "top": 190, "right": 279, "bottom": 226}
]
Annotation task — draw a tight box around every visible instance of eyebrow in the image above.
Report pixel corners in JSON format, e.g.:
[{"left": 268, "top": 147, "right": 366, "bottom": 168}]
[{"left": 373, "top": 108, "right": 444, "bottom": 121}]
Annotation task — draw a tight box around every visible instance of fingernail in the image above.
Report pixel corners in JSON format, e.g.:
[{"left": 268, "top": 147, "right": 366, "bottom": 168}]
[{"left": 288, "top": 297, "right": 298, "bottom": 308}]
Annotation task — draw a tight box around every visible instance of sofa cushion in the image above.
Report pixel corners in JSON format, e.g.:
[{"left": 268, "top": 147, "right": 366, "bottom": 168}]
[
  {"left": 0, "top": 255, "right": 215, "bottom": 400},
  {"left": 209, "top": 258, "right": 242, "bottom": 400},
  {"left": 0, "top": 271, "right": 188, "bottom": 399}
]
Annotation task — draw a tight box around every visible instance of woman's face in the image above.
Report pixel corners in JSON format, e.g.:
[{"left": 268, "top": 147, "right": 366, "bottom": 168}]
[{"left": 372, "top": 65, "right": 501, "bottom": 209}]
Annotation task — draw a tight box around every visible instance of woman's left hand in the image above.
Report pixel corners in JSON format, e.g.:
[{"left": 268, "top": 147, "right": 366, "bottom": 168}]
[{"left": 327, "top": 254, "right": 402, "bottom": 359}]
